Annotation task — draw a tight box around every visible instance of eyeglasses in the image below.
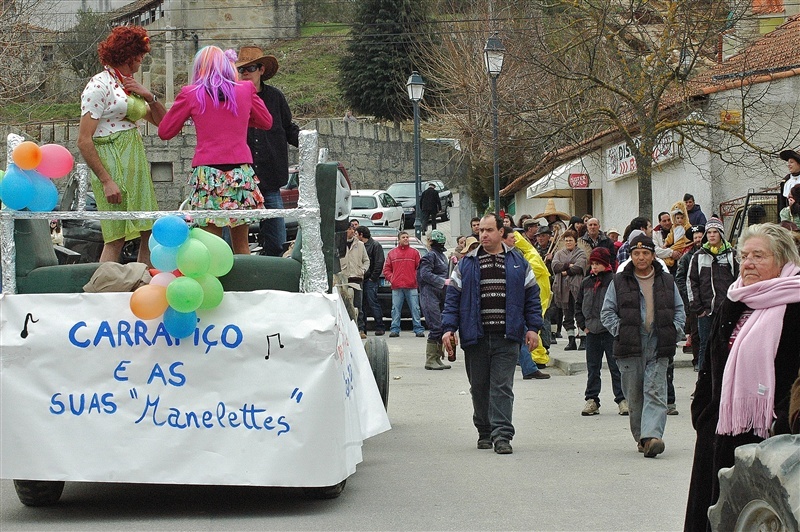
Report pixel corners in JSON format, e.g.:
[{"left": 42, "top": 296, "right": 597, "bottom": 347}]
[
  {"left": 237, "top": 64, "right": 262, "bottom": 74},
  {"left": 736, "top": 250, "right": 774, "bottom": 264}
]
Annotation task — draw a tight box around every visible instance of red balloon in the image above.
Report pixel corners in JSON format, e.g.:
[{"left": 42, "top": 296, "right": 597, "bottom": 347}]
[{"left": 36, "top": 144, "right": 74, "bottom": 179}]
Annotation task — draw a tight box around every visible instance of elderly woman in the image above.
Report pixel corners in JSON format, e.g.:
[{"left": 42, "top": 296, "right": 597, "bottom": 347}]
[
  {"left": 684, "top": 224, "right": 800, "bottom": 532},
  {"left": 77, "top": 26, "right": 166, "bottom": 265},
  {"left": 552, "top": 229, "right": 588, "bottom": 351}
]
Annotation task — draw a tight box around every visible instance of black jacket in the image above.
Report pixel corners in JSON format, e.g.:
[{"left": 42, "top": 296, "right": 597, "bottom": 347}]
[
  {"left": 248, "top": 84, "right": 300, "bottom": 193},
  {"left": 576, "top": 270, "right": 613, "bottom": 334},
  {"left": 420, "top": 187, "right": 441, "bottom": 214},
  {"left": 363, "top": 237, "right": 385, "bottom": 283},
  {"left": 687, "top": 246, "right": 738, "bottom": 315}
]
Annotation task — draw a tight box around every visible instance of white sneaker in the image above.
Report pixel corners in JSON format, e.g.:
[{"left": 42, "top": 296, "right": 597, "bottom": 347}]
[
  {"left": 581, "top": 399, "right": 599, "bottom": 416},
  {"left": 618, "top": 399, "right": 629, "bottom": 416}
]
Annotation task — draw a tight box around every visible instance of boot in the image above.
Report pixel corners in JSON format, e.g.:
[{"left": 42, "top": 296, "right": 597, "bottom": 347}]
[
  {"left": 578, "top": 336, "right": 586, "bottom": 350},
  {"left": 425, "top": 342, "right": 447, "bottom": 370},
  {"left": 565, "top": 335, "right": 577, "bottom": 351},
  {"left": 433, "top": 341, "right": 451, "bottom": 369}
]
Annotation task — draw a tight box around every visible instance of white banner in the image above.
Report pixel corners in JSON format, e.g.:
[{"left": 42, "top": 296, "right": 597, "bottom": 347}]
[
  {"left": 606, "top": 131, "right": 679, "bottom": 180},
  {"left": 0, "top": 290, "right": 390, "bottom": 487}
]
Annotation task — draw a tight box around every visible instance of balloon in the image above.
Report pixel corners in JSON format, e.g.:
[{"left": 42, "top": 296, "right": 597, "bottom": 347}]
[
  {"left": 26, "top": 171, "right": 59, "bottom": 211},
  {"left": 0, "top": 165, "right": 34, "bottom": 210},
  {"left": 130, "top": 284, "right": 169, "bottom": 320},
  {"left": 196, "top": 273, "right": 224, "bottom": 309},
  {"left": 166, "top": 276, "right": 204, "bottom": 313},
  {"left": 150, "top": 243, "right": 179, "bottom": 273},
  {"left": 152, "top": 215, "right": 189, "bottom": 248},
  {"left": 176, "top": 238, "right": 211, "bottom": 278},
  {"left": 36, "top": 144, "right": 74, "bottom": 179},
  {"left": 189, "top": 227, "right": 234, "bottom": 277},
  {"left": 150, "top": 271, "right": 176, "bottom": 287},
  {"left": 12, "top": 141, "right": 42, "bottom": 170},
  {"left": 163, "top": 307, "right": 197, "bottom": 339}
]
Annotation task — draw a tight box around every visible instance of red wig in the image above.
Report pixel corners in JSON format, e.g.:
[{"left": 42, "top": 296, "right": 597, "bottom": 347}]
[{"left": 98, "top": 26, "right": 151, "bottom": 67}]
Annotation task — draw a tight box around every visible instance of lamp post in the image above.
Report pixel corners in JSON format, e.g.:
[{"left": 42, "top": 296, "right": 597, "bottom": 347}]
[
  {"left": 484, "top": 32, "right": 505, "bottom": 213},
  {"left": 406, "top": 71, "right": 425, "bottom": 240}
]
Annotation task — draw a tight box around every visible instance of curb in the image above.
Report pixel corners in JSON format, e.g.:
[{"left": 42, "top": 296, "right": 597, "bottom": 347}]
[{"left": 550, "top": 352, "right": 695, "bottom": 376}]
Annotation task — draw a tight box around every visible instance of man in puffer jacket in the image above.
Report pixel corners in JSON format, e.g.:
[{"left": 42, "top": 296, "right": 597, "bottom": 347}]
[{"left": 687, "top": 218, "right": 738, "bottom": 371}]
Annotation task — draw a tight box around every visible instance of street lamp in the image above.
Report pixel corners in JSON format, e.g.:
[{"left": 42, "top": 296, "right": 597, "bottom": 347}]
[
  {"left": 406, "top": 70, "right": 425, "bottom": 240},
  {"left": 484, "top": 32, "right": 505, "bottom": 212}
]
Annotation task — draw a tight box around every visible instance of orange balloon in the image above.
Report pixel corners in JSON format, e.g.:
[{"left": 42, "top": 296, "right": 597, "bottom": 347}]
[
  {"left": 12, "top": 141, "right": 42, "bottom": 170},
  {"left": 130, "top": 284, "right": 169, "bottom": 320}
]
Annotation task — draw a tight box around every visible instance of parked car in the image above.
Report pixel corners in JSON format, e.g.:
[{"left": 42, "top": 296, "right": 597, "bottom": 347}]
[
  {"left": 373, "top": 235, "right": 428, "bottom": 321},
  {"left": 354, "top": 218, "right": 400, "bottom": 238},
  {"left": 386, "top": 180, "right": 453, "bottom": 229},
  {"left": 350, "top": 190, "right": 404, "bottom": 229}
]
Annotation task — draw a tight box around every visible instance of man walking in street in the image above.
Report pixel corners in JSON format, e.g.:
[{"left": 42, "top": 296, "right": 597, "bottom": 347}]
[
  {"left": 419, "top": 182, "right": 441, "bottom": 233},
  {"left": 601, "top": 234, "right": 685, "bottom": 458},
  {"left": 383, "top": 231, "right": 425, "bottom": 337},
  {"left": 357, "top": 225, "right": 386, "bottom": 336},
  {"left": 443, "top": 214, "right": 543, "bottom": 455}
]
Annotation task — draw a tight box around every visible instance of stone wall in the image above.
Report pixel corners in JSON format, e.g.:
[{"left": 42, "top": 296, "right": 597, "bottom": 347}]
[{"left": 1, "top": 118, "right": 469, "bottom": 210}]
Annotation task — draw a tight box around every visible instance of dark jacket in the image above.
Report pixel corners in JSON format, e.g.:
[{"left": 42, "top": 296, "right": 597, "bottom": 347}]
[
  {"left": 248, "top": 84, "right": 300, "bottom": 193},
  {"left": 363, "top": 237, "right": 385, "bottom": 283},
  {"left": 684, "top": 298, "right": 800, "bottom": 532},
  {"left": 442, "top": 245, "right": 542, "bottom": 347},
  {"left": 687, "top": 245, "right": 738, "bottom": 315},
  {"left": 420, "top": 187, "right": 441, "bottom": 214},
  {"left": 687, "top": 204, "right": 707, "bottom": 226},
  {"left": 675, "top": 245, "right": 700, "bottom": 302},
  {"left": 580, "top": 232, "right": 617, "bottom": 266},
  {"left": 575, "top": 269, "right": 613, "bottom": 334},
  {"left": 602, "top": 262, "right": 682, "bottom": 359}
]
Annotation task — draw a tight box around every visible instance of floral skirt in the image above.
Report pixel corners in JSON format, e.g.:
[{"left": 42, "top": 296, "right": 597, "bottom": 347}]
[{"left": 188, "top": 164, "right": 265, "bottom": 227}]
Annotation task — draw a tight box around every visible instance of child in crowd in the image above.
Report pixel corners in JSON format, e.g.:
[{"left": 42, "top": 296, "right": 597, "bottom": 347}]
[{"left": 575, "top": 247, "right": 627, "bottom": 416}]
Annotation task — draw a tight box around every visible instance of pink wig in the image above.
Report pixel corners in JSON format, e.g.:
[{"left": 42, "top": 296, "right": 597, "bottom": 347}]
[{"left": 190, "top": 46, "right": 239, "bottom": 115}]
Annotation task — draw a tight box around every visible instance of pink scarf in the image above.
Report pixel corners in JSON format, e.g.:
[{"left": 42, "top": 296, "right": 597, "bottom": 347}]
[{"left": 716, "top": 262, "right": 800, "bottom": 438}]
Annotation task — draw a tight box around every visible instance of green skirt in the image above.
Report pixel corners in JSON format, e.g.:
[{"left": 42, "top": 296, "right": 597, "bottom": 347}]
[{"left": 90, "top": 128, "right": 159, "bottom": 243}]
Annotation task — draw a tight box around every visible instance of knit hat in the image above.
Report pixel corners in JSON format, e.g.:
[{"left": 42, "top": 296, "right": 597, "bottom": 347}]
[
  {"left": 705, "top": 217, "right": 724, "bottom": 236},
  {"left": 629, "top": 234, "right": 655, "bottom": 253},
  {"left": 429, "top": 229, "right": 446, "bottom": 245},
  {"left": 589, "top": 247, "right": 611, "bottom": 270}
]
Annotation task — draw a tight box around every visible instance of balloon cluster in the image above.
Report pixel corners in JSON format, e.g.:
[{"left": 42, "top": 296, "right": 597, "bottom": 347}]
[
  {"left": 0, "top": 141, "right": 74, "bottom": 211},
  {"left": 129, "top": 216, "right": 234, "bottom": 339}
]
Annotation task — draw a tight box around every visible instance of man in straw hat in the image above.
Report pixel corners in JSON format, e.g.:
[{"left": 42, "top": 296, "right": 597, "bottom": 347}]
[
  {"left": 237, "top": 45, "right": 300, "bottom": 257},
  {"left": 533, "top": 199, "right": 570, "bottom": 259}
]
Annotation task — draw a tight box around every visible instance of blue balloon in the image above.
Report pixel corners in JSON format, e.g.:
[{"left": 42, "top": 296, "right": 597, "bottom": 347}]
[
  {"left": 26, "top": 171, "right": 58, "bottom": 211},
  {"left": 153, "top": 215, "right": 189, "bottom": 248},
  {"left": 150, "top": 243, "right": 179, "bottom": 272},
  {"left": 0, "top": 164, "right": 34, "bottom": 210},
  {"left": 163, "top": 307, "right": 197, "bottom": 339}
]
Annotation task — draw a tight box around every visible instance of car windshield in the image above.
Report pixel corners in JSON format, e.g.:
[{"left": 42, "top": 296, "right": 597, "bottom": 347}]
[
  {"left": 352, "top": 196, "right": 377, "bottom": 209},
  {"left": 386, "top": 183, "right": 416, "bottom": 198}
]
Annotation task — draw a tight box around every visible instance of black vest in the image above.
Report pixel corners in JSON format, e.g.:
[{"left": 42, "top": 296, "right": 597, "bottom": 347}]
[{"left": 612, "top": 263, "right": 678, "bottom": 359}]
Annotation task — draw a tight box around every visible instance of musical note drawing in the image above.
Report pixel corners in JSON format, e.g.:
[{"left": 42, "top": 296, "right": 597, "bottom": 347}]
[
  {"left": 20, "top": 313, "right": 38, "bottom": 339},
  {"left": 265, "top": 333, "right": 285, "bottom": 359}
]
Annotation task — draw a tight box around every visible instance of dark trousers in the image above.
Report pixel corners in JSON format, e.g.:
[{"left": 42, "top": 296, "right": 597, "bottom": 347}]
[
  {"left": 258, "top": 190, "right": 286, "bottom": 257},
  {"left": 420, "top": 210, "right": 437, "bottom": 232},
  {"left": 463, "top": 334, "right": 519, "bottom": 442},
  {"left": 585, "top": 331, "right": 624, "bottom": 405},
  {"left": 362, "top": 279, "right": 385, "bottom": 332},
  {"left": 352, "top": 285, "right": 364, "bottom": 332},
  {"left": 561, "top": 294, "right": 577, "bottom": 332}
]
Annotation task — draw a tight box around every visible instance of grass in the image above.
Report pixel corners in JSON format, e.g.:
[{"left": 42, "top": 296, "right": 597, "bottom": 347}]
[{"left": 0, "top": 103, "right": 81, "bottom": 125}]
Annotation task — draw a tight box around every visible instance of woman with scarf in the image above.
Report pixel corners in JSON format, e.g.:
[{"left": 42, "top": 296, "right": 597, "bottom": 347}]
[
  {"left": 552, "top": 230, "right": 588, "bottom": 351},
  {"left": 684, "top": 223, "right": 800, "bottom": 532},
  {"left": 78, "top": 26, "right": 166, "bottom": 265},
  {"left": 158, "top": 46, "right": 273, "bottom": 254}
]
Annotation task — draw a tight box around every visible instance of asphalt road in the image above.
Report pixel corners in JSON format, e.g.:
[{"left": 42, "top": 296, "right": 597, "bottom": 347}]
[{"left": 1, "top": 329, "right": 699, "bottom": 531}]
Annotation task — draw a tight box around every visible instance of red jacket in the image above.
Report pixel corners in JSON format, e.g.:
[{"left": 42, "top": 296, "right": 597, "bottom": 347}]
[{"left": 382, "top": 245, "right": 421, "bottom": 289}]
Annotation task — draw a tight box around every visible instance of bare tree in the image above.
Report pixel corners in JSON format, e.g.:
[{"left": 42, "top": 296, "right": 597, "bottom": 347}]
[{"left": 0, "top": 0, "right": 53, "bottom": 105}]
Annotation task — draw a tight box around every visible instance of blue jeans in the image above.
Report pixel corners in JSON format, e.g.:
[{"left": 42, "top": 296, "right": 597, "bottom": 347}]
[
  {"left": 463, "top": 334, "right": 519, "bottom": 442},
  {"left": 617, "top": 331, "right": 669, "bottom": 443},
  {"left": 518, "top": 344, "right": 539, "bottom": 377},
  {"left": 258, "top": 190, "right": 286, "bottom": 257},
  {"left": 391, "top": 288, "right": 424, "bottom": 334},
  {"left": 697, "top": 315, "right": 712, "bottom": 371},
  {"left": 585, "top": 331, "right": 624, "bottom": 405},
  {"left": 362, "top": 279, "right": 385, "bottom": 332}
]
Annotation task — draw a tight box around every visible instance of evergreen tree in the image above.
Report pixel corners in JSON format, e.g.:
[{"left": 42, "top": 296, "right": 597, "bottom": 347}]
[{"left": 339, "top": 0, "right": 430, "bottom": 121}]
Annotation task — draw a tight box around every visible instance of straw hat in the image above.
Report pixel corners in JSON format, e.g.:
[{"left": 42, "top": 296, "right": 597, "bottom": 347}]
[
  {"left": 533, "top": 199, "right": 570, "bottom": 221},
  {"left": 235, "top": 45, "right": 279, "bottom": 81}
]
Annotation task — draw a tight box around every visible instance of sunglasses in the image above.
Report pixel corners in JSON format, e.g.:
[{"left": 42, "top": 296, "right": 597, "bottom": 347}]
[{"left": 237, "top": 64, "right": 262, "bottom": 74}]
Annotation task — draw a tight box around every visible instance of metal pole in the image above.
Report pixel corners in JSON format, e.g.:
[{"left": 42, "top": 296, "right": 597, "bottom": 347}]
[
  {"left": 491, "top": 74, "right": 500, "bottom": 212},
  {"left": 413, "top": 99, "right": 422, "bottom": 240}
]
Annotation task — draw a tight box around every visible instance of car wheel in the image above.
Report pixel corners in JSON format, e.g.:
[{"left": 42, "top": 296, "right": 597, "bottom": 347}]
[
  {"left": 303, "top": 479, "right": 346, "bottom": 500},
  {"left": 441, "top": 204, "right": 450, "bottom": 222},
  {"left": 13, "top": 480, "right": 65, "bottom": 506},
  {"left": 708, "top": 434, "right": 800, "bottom": 531},
  {"left": 364, "top": 337, "right": 389, "bottom": 409}
]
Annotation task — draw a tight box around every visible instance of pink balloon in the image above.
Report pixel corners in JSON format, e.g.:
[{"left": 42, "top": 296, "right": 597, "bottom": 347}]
[
  {"left": 150, "top": 272, "right": 176, "bottom": 287},
  {"left": 36, "top": 144, "right": 74, "bottom": 179}
]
